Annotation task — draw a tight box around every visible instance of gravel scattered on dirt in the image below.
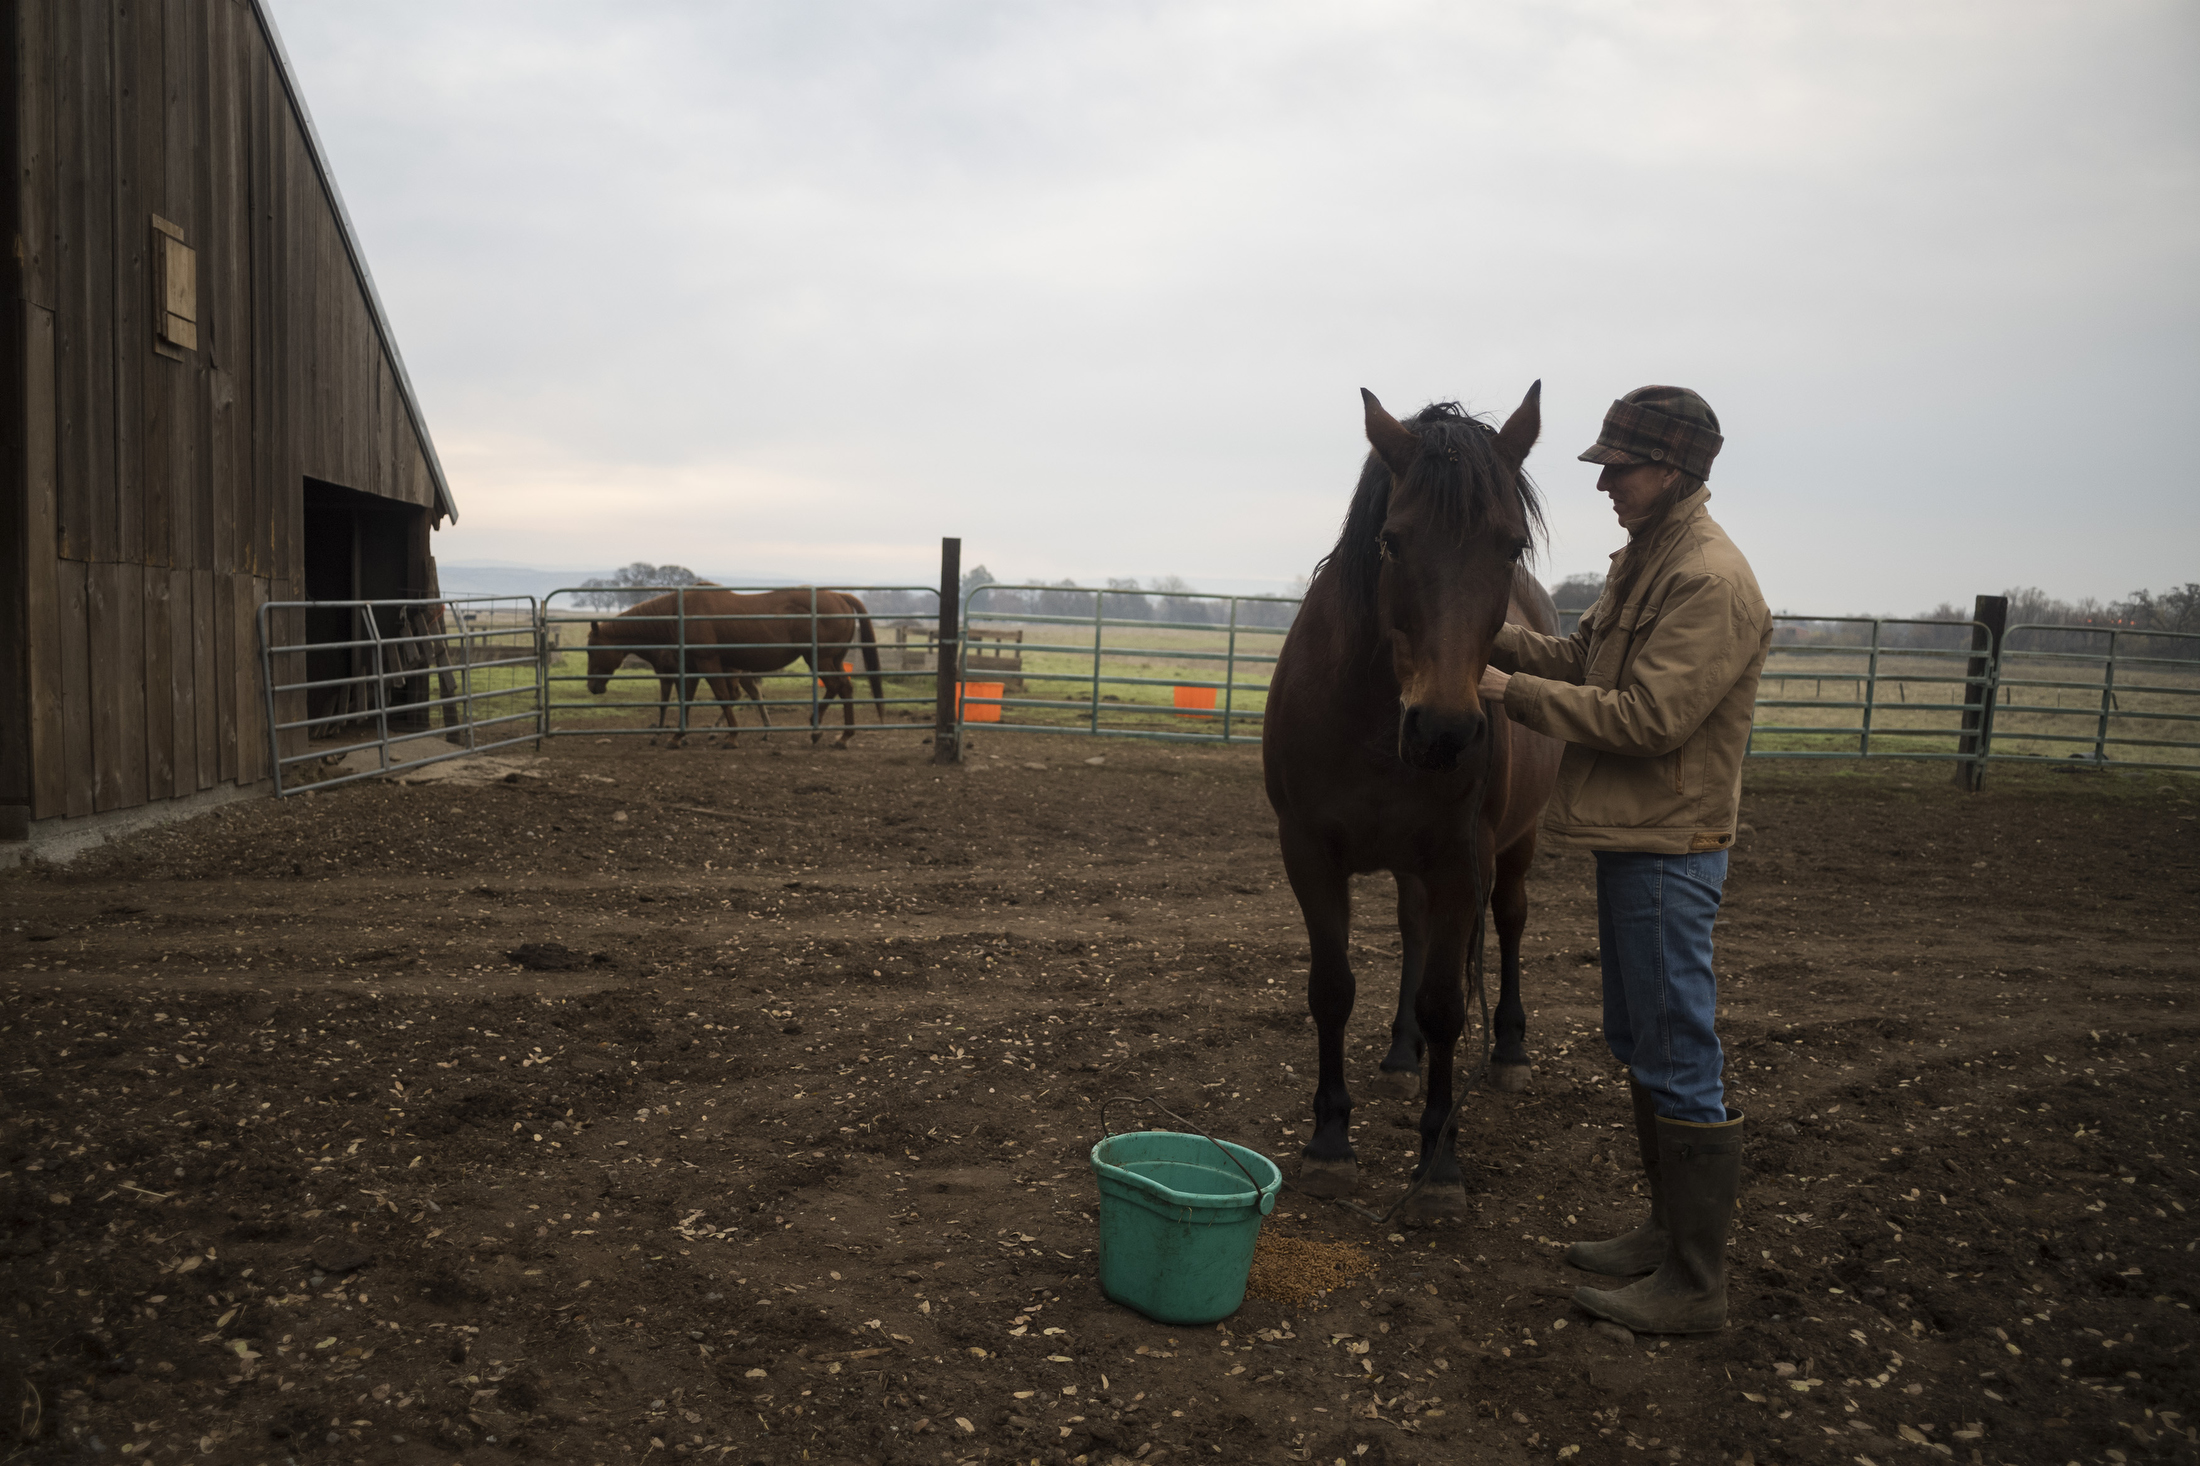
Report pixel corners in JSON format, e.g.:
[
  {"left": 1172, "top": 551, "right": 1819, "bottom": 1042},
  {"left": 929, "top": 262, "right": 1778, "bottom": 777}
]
[{"left": 1, "top": 729, "right": 2195, "bottom": 1466}]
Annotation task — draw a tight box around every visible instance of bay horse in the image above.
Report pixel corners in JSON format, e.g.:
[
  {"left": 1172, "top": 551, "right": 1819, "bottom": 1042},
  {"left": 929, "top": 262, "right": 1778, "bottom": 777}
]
[
  {"left": 584, "top": 587, "right": 886, "bottom": 746},
  {"left": 1262, "top": 385, "right": 1562, "bottom": 1221}
]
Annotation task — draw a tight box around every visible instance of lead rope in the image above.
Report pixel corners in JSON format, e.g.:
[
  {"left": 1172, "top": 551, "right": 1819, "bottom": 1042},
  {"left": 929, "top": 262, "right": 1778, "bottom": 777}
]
[{"left": 1290, "top": 734, "right": 1498, "bottom": 1228}]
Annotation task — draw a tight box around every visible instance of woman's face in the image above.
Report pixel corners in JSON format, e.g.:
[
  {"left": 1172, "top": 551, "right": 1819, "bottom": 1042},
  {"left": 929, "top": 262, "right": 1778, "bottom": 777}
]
[{"left": 1598, "top": 461, "right": 1681, "bottom": 529}]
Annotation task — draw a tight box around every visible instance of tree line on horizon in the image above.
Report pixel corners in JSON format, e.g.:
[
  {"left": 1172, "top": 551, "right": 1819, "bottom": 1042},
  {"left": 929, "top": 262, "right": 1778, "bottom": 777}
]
[{"left": 570, "top": 559, "right": 2193, "bottom": 654}]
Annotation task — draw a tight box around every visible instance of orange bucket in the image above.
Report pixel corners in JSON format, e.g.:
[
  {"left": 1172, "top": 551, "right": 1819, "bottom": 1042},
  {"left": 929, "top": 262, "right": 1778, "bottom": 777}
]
[
  {"left": 1173, "top": 685, "right": 1218, "bottom": 717},
  {"left": 958, "top": 681, "right": 1005, "bottom": 723},
  {"left": 813, "top": 659, "right": 853, "bottom": 690}
]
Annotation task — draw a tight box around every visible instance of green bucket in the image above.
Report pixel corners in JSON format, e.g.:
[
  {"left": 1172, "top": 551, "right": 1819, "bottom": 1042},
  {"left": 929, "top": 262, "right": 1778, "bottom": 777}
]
[{"left": 1090, "top": 1130, "right": 1282, "bottom": 1325}]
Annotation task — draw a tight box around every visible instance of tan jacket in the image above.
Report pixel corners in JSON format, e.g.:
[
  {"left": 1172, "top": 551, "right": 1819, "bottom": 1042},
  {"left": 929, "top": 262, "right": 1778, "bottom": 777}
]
[{"left": 1493, "top": 487, "right": 1770, "bottom": 854}]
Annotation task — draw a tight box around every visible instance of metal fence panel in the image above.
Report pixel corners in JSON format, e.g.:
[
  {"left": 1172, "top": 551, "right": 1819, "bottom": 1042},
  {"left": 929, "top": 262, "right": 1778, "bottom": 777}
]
[
  {"left": 1745, "top": 616, "right": 1994, "bottom": 761},
  {"left": 258, "top": 595, "right": 544, "bottom": 795},
  {"left": 956, "top": 584, "right": 1299, "bottom": 745},
  {"left": 1984, "top": 623, "right": 2200, "bottom": 772},
  {"left": 538, "top": 585, "right": 942, "bottom": 739}
]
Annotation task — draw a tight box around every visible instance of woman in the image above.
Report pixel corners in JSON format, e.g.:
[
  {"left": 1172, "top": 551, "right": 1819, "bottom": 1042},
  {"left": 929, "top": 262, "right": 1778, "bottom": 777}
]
[{"left": 1478, "top": 385, "right": 1771, "bottom": 1335}]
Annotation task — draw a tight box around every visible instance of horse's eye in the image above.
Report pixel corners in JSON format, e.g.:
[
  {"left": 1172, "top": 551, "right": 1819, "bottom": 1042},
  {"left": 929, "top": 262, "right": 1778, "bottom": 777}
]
[{"left": 1507, "top": 541, "right": 1529, "bottom": 564}]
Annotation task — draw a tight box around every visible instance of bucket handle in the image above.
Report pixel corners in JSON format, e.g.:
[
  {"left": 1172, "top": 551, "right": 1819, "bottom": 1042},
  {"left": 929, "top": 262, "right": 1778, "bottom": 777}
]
[{"left": 1100, "top": 1095, "right": 1271, "bottom": 1200}]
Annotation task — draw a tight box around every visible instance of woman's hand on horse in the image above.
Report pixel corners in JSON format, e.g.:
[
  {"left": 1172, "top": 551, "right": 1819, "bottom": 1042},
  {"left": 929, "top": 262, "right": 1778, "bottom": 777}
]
[{"left": 1478, "top": 665, "right": 1512, "bottom": 705}]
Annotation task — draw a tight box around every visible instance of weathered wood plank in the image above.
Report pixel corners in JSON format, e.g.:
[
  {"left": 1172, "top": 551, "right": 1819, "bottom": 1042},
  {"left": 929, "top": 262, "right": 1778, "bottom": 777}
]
[
  {"left": 88, "top": 560, "right": 147, "bottom": 810},
  {"left": 169, "top": 566, "right": 197, "bottom": 797},
  {"left": 0, "top": 298, "right": 27, "bottom": 818},
  {"left": 113, "top": 0, "right": 165, "bottom": 566},
  {"left": 22, "top": 305, "right": 68, "bottom": 818},
  {"left": 54, "top": 0, "right": 116, "bottom": 562},
  {"left": 234, "top": 573, "right": 268, "bottom": 784},
  {"left": 191, "top": 566, "right": 216, "bottom": 788},
  {"left": 143, "top": 563, "right": 176, "bottom": 797},
  {"left": 207, "top": 0, "right": 247, "bottom": 575},
  {"left": 213, "top": 564, "right": 236, "bottom": 781},
  {"left": 56, "top": 558, "right": 94, "bottom": 816},
  {"left": 271, "top": 574, "right": 305, "bottom": 768},
  {"left": 16, "top": 0, "right": 59, "bottom": 312},
  {"left": 160, "top": 0, "right": 206, "bottom": 572}
]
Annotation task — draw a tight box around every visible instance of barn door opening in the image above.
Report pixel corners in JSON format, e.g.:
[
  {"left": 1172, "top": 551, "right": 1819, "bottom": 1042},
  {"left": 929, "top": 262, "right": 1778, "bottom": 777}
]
[{"left": 301, "top": 479, "right": 432, "bottom": 733}]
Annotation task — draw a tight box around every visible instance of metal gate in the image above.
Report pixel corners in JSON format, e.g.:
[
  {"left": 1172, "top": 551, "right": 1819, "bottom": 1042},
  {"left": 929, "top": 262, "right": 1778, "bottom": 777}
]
[
  {"left": 258, "top": 594, "right": 545, "bottom": 794},
  {"left": 1987, "top": 624, "right": 2200, "bottom": 771}
]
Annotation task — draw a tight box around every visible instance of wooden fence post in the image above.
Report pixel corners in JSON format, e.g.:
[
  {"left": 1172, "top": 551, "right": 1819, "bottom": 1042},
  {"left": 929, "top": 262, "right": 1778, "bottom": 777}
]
[
  {"left": 1953, "top": 593, "right": 2008, "bottom": 791},
  {"left": 931, "top": 537, "right": 962, "bottom": 764}
]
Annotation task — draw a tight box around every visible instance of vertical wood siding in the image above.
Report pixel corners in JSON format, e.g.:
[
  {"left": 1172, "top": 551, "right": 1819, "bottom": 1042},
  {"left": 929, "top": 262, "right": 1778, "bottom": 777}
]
[{"left": 11, "top": 0, "right": 443, "bottom": 822}]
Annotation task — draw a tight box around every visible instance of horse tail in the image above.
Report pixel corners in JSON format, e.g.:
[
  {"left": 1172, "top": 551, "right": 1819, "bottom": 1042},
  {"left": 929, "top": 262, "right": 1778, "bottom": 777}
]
[{"left": 844, "top": 594, "right": 887, "bottom": 722}]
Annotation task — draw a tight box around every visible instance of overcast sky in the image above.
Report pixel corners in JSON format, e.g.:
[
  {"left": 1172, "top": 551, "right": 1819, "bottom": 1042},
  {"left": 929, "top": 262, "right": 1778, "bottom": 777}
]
[{"left": 272, "top": 0, "right": 2197, "bottom": 613}]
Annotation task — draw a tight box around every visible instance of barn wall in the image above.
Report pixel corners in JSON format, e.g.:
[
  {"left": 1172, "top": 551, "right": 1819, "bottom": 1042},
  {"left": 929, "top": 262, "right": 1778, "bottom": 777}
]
[{"left": 4, "top": 0, "right": 444, "bottom": 827}]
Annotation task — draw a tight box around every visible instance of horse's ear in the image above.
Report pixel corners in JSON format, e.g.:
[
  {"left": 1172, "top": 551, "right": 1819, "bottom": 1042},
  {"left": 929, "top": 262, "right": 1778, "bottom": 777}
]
[
  {"left": 1494, "top": 379, "right": 1542, "bottom": 469},
  {"left": 1361, "top": 389, "right": 1420, "bottom": 477}
]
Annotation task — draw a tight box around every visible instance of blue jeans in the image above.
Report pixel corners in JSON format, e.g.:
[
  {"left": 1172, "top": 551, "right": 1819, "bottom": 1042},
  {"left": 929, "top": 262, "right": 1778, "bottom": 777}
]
[{"left": 1595, "top": 849, "right": 1729, "bottom": 1125}]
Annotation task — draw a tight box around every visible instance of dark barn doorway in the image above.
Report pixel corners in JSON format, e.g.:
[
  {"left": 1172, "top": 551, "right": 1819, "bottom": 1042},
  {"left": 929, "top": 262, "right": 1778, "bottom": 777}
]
[{"left": 301, "top": 478, "right": 434, "bottom": 732}]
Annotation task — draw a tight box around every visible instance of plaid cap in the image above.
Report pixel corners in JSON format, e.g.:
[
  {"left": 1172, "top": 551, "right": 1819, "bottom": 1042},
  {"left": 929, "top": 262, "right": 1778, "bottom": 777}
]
[{"left": 1579, "top": 385, "right": 1723, "bottom": 479}]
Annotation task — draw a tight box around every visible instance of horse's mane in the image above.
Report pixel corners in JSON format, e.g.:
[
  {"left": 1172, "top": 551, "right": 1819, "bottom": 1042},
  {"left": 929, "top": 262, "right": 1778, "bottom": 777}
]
[{"left": 1313, "top": 401, "right": 1545, "bottom": 641}]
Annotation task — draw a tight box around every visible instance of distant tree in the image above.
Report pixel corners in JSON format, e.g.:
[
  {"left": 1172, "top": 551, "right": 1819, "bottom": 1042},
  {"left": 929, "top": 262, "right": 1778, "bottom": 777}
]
[
  {"left": 1148, "top": 575, "right": 1222, "bottom": 625},
  {"left": 1098, "top": 576, "right": 1152, "bottom": 621},
  {"left": 577, "top": 562, "right": 702, "bottom": 609},
  {"left": 1549, "top": 572, "right": 1605, "bottom": 611},
  {"left": 2112, "top": 582, "right": 2200, "bottom": 634},
  {"left": 960, "top": 564, "right": 998, "bottom": 605}
]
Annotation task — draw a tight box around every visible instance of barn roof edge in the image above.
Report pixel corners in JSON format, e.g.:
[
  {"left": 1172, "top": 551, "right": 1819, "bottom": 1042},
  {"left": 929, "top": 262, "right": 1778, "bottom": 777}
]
[{"left": 247, "top": 0, "right": 460, "bottom": 526}]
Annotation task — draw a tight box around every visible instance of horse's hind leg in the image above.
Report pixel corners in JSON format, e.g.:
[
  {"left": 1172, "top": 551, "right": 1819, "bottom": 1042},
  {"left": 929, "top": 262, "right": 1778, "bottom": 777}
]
[
  {"left": 1282, "top": 830, "right": 1359, "bottom": 1197},
  {"left": 744, "top": 678, "right": 772, "bottom": 742},
  {"left": 826, "top": 671, "right": 858, "bottom": 747},
  {"left": 1372, "top": 873, "right": 1430, "bottom": 1100},
  {"left": 1490, "top": 831, "right": 1537, "bottom": 1092}
]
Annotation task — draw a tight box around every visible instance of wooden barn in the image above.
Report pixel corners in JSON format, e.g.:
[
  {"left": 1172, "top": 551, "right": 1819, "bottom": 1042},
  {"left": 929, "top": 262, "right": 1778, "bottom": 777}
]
[{"left": 0, "top": 0, "right": 457, "bottom": 848}]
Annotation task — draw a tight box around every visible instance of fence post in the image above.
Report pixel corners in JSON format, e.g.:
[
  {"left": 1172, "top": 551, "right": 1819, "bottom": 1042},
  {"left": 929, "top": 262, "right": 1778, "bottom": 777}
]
[
  {"left": 1953, "top": 594, "right": 2008, "bottom": 792},
  {"left": 931, "top": 537, "right": 962, "bottom": 764}
]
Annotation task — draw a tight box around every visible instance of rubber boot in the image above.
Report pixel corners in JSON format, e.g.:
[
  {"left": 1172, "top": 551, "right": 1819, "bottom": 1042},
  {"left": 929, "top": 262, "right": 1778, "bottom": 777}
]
[
  {"left": 1573, "top": 1110, "right": 1743, "bottom": 1335},
  {"left": 1564, "top": 1079, "right": 1665, "bottom": 1276}
]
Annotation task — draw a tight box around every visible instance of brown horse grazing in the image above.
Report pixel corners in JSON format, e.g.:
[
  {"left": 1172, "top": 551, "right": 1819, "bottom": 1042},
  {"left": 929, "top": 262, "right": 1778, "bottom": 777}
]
[
  {"left": 584, "top": 587, "right": 886, "bottom": 746},
  {"left": 1262, "top": 385, "right": 1562, "bottom": 1220}
]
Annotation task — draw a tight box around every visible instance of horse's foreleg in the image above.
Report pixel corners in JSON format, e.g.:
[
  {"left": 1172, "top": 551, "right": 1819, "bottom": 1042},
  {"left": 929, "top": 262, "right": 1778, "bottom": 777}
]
[
  {"left": 654, "top": 674, "right": 687, "bottom": 748},
  {"left": 1282, "top": 833, "right": 1358, "bottom": 1197},
  {"left": 1405, "top": 875, "right": 1477, "bottom": 1221},
  {"left": 1490, "top": 832, "right": 1536, "bottom": 1092},
  {"left": 1373, "top": 873, "right": 1430, "bottom": 1100},
  {"left": 746, "top": 678, "right": 772, "bottom": 741}
]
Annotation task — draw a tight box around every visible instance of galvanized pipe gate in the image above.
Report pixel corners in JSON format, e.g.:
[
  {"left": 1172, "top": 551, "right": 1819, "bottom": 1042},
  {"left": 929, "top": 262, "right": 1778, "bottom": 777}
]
[{"left": 259, "top": 563, "right": 2200, "bottom": 793}]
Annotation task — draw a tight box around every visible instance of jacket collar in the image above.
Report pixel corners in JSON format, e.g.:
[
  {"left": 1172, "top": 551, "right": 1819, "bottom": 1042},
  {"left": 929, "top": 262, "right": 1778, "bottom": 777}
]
[{"left": 1606, "top": 485, "right": 1713, "bottom": 568}]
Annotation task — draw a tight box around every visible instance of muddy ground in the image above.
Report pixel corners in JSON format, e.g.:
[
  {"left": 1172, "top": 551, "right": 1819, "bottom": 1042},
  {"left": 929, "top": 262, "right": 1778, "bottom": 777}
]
[{"left": 2, "top": 727, "right": 2196, "bottom": 1466}]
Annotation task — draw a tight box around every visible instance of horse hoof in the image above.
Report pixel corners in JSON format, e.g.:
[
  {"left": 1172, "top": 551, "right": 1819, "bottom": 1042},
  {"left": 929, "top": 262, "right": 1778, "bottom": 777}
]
[
  {"left": 1489, "top": 1063, "right": 1533, "bottom": 1093},
  {"left": 1368, "top": 1067, "right": 1420, "bottom": 1101},
  {"left": 1292, "top": 1159, "right": 1359, "bottom": 1198},
  {"left": 1400, "top": 1185, "right": 1471, "bottom": 1224}
]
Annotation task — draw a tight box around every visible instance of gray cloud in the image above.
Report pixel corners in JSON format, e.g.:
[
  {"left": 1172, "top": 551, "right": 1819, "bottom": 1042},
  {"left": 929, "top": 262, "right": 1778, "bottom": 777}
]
[{"left": 274, "top": 0, "right": 2198, "bottom": 609}]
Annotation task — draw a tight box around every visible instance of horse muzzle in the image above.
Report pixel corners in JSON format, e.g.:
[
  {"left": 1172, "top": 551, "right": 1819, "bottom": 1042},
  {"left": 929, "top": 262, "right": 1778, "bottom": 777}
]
[
  {"left": 1399, "top": 704, "right": 1487, "bottom": 771},
  {"left": 586, "top": 677, "right": 608, "bottom": 696}
]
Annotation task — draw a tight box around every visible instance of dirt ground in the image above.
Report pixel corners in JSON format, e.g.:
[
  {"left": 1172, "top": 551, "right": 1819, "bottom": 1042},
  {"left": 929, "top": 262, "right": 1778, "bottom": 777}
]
[{"left": 2, "top": 726, "right": 2196, "bottom": 1466}]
